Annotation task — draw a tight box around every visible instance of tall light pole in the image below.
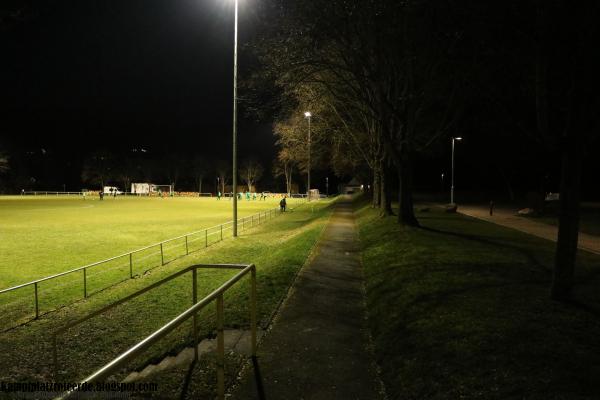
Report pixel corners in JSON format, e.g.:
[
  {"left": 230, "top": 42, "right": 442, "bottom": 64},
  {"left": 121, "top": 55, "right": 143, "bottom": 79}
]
[
  {"left": 440, "top": 172, "right": 445, "bottom": 198},
  {"left": 231, "top": 0, "right": 239, "bottom": 236},
  {"left": 304, "top": 111, "right": 311, "bottom": 200},
  {"left": 450, "top": 137, "right": 462, "bottom": 204}
]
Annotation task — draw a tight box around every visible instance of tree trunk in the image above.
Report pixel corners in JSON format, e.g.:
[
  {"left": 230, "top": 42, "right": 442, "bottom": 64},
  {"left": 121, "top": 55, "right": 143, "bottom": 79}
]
[
  {"left": 397, "top": 154, "right": 419, "bottom": 227},
  {"left": 551, "top": 132, "right": 583, "bottom": 301},
  {"left": 535, "top": 0, "right": 549, "bottom": 142},
  {"left": 372, "top": 166, "right": 381, "bottom": 208},
  {"left": 380, "top": 161, "right": 394, "bottom": 216}
]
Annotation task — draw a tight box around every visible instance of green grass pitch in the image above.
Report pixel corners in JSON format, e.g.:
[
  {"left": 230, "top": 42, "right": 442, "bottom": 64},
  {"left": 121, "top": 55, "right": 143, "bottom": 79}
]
[{"left": 0, "top": 195, "right": 297, "bottom": 289}]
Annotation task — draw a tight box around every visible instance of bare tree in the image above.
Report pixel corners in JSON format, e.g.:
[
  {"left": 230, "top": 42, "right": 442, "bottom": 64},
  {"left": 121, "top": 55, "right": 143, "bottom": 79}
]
[
  {"left": 191, "top": 156, "right": 210, "bottom": 195},
  {"left": 215, "top": 160, "right": 230, "bottom": 194},
  {"left": 81, "top": 151, "right": 113, "bottom": 189},
  {"left": 113, "top": 157, "right": 140, "bottom": 193},
  {"left": 240, "top": 159, "right": 264, "bottom": 192},
  {"left": 273, "top": 149, "right": 295, "bottom": 195}
]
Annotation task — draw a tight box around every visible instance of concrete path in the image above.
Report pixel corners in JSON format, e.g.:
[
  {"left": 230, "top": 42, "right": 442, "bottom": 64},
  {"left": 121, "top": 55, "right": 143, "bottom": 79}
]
[
  {"left": 231, "top": 198, "right": 384, "bottom": 400},
  {"left": 458, "top": 204, "right": 600, "bottom": 255}
]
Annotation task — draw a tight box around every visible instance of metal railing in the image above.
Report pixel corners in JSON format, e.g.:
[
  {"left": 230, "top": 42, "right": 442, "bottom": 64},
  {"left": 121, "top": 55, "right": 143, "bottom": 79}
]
[
  {"left": 57, "top": 263, "right": 256, "bottom": 400},
  {"left": 0, "top": 201, "right": 304, "bottom": 330},
  {"left": 22, "top": 191, "right": 84, "bottom": 196}
]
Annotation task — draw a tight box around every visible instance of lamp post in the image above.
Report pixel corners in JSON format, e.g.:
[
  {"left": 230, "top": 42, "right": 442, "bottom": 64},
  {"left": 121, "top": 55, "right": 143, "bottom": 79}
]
[
  {"left": 304, "top": 111, "right": 311, "bottom": 200},
  {"left": 326, "top": 176, "right": 329, "bottom": 196},
  {"left": 231, "top": 0, "right": 239, "bottom": 236},
  {"left": 440, "top": 172, "right": 445, "bottom": 199},
  {"left": 450, "top": 137, "right": 462, "bottom": 204}
]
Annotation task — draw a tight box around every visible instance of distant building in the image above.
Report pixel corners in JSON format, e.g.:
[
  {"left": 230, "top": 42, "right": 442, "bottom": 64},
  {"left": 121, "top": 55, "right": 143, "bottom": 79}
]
[
  {"left": 131, "top": 183, "right": 150, "bottom": 195},
  {"left": 341, "top": 178, "right": 362, "bottom": 194},
  {"left": 131, "top": 183, "right": 172, "bottom": 196}
]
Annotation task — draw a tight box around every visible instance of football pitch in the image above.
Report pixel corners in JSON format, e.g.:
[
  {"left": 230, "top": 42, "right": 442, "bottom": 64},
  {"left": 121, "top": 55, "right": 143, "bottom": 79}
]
[{"left": 0, "top": 195, "right": 298, "bottom": 289}]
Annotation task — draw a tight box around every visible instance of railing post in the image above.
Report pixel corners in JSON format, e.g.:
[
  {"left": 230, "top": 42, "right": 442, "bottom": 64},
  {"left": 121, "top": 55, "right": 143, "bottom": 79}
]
[
  {"left": 251, "top": 215, "right": 254, "bottom": 227},
  {"left": 192, "top": 268, "right": 199, "bottom": 361},
  {"left": 242, "top": 217, "right": 245, "bottom": 231},
  {"left": 221, "top": 224, "right": 223, "bottom": 241},
  {"left": 129, "top": 253, "right": 133, "bottom": 278},
  {"left": 83, "top": 268, "right": 87, "bottom": 298},
  {"left": 34, "top": 282, "right": 39, "bottom": 319},
  {"left": 216, "top": 294, "right": 225, "bottom": 400},
  {"left": 250, "top": 266, "right": 257, "bottom": 357},
  {"left": 185, "top": 235, "right": 189, "bottom": 255},
  {"left": 205, "top": 229, "right": 208, "bottom": 247},
  {"left": 160, "top": 243, "right": 164, "bottom": 266}
]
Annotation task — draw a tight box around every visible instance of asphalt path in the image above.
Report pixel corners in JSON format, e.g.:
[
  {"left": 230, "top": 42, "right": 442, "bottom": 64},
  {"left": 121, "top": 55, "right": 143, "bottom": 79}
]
[
  {"left": 231, "top": 198, "right": 385, "bottom": 400},
  {"left": 458, "top": 204, "right": 600, "bottom": 255}
]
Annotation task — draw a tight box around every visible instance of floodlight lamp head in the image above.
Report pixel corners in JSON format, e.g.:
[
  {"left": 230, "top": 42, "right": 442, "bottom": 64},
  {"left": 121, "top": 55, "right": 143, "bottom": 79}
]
[
  {"left": 454, "top": 137, "right": 463, "bottom": 141},
  {"left": 304, "top": 111, "right": 312, "bottom": 118}
]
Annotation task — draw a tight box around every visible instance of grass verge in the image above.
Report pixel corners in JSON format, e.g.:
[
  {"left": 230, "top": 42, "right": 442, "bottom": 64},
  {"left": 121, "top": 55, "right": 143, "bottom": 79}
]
[{"left": 356, "top": 199, "right": 600, "bottom": 400}]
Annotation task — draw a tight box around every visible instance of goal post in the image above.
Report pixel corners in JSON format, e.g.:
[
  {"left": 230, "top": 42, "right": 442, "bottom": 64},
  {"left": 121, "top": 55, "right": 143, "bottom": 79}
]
[{"left": 151, "top": 184, "right": 173, "bottom": 197}]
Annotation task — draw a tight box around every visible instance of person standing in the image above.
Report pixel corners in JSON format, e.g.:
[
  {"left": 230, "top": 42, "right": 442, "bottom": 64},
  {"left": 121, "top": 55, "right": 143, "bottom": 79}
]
[{"left": 279, "top": 196, "right": 287, "bottom": 212}]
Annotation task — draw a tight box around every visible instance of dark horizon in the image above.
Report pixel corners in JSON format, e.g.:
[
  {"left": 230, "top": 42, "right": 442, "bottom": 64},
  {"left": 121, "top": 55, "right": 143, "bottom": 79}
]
[
  {"left": 1, "top": 0, "right": 280, "bottom": 191},
  {"left": 1, "top": 1, "right": 599, "bottom": 199}
]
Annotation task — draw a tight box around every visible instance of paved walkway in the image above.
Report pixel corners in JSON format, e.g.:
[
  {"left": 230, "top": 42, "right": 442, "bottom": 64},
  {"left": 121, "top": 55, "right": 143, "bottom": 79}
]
[
  {"left": 231, "top": 198, "right": 384, "bottom": 400},
  {"left": 458, "top": 204, "right": 600, "bottom": 255}
]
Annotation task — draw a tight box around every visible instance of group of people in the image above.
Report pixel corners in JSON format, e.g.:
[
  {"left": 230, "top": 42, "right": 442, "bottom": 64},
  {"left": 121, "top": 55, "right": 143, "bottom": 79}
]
[
  {"left": 214, "top": 190, "right": 288, "bottom": 212},
  {"left": 98, "top": 190, "right": 118, "bottom": 200},
  {"left": 216, "top": 191, "right": 271, "bottom": 201}
]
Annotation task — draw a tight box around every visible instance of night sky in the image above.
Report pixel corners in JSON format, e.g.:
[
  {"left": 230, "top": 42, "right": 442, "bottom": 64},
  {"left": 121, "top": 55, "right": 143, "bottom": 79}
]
[
  {"left": 1, "top": 1, "right": 598, "bottom": 198},
  {"left": 1, "top": 0, "right": 274, "bottom": 189}
]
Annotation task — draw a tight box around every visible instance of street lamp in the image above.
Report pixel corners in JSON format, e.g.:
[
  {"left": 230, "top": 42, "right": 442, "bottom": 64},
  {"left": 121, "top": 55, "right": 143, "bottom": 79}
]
[
  {"left": 450, "top": 137, "right": 462, "bottom": 204},
  {"left": 440, "top": 173, "right": 445, "bottom": 197},
  {"left": 231, "top": 0, "right": 239, "bottom": 236},
  {"left": 304, "top": 111, "right": 311, "bottom": 200}
]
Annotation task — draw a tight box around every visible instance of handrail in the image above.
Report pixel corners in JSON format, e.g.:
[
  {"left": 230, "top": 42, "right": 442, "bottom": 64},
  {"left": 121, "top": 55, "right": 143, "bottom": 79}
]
[{"left": 58, "top": 263, "right": 257, "bottom": 400}]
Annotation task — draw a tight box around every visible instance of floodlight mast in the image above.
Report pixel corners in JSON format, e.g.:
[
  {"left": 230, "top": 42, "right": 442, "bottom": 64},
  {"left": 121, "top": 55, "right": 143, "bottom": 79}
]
[
  {"left": 450, "top": 137, "right": 462, "bottom": 204},
  {"left": 304, "top": 111, "right": 311, "bottom": 200},
  {"left": 232, "top": 0, "right": 239, "bottom": 237}
]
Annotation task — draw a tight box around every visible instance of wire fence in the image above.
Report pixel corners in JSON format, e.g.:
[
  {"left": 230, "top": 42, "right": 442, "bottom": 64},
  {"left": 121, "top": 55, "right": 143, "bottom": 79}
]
[
  {"left": 23, "top": 191, "right": 84, "bottom": 196},
  {"left": 0, "top": 200, "right": 305, "bottom": 331}
]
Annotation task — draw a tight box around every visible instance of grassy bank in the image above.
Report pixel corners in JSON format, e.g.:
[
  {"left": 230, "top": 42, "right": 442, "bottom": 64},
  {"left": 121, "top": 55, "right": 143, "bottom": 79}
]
[
  {"left": 356, "top": 200, "right": 600, "bottom": 399},
  {"left": 0, "top": 199, "right": 333, "bottom": 395}
]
